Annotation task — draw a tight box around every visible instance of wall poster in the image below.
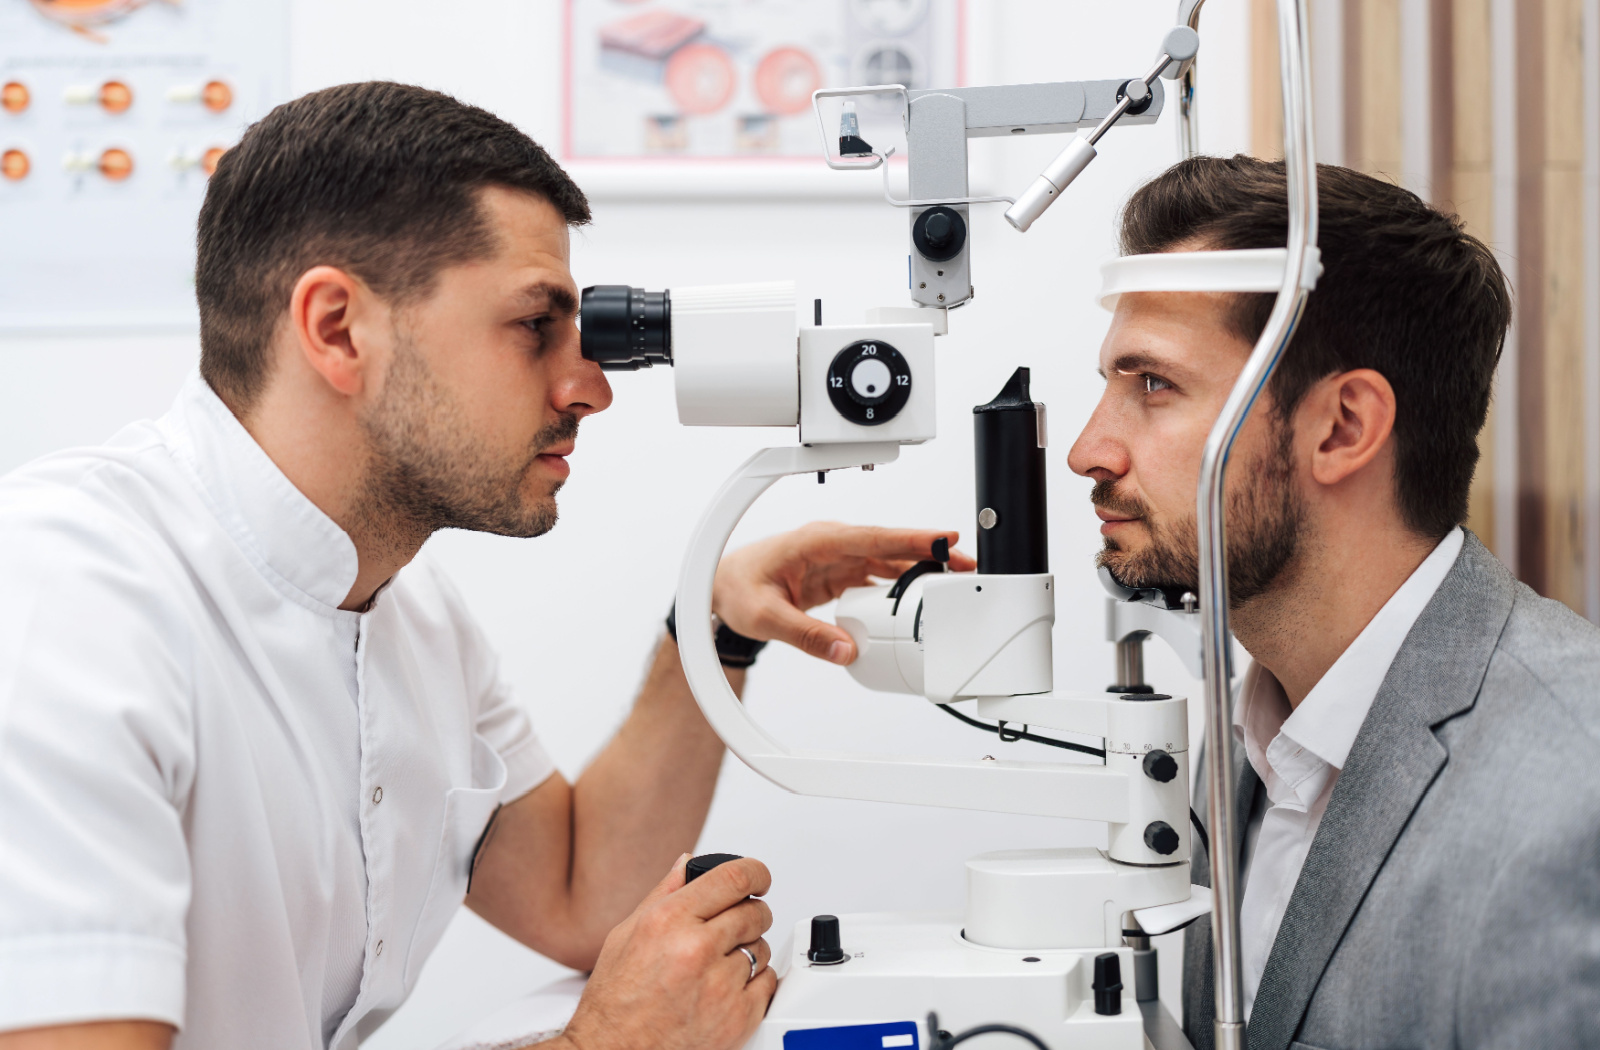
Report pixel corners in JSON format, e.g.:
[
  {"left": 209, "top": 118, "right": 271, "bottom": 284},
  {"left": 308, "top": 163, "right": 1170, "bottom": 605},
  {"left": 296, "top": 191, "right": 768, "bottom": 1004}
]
[
  {"left": 564, "top": 0, "right": 965, "bottom": 164},
  {"left": 0, "top": 0, "right": 289, "bottom": 330}
]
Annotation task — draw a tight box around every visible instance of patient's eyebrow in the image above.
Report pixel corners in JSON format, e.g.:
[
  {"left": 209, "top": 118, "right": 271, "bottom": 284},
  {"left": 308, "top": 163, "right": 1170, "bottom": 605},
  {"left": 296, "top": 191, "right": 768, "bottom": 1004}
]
[
  {"left": 515, "top": 281, "right": 579, "bottom": 316},
  {"left": 1104, "top": 350, "right": 1194, "bottom": 381}
]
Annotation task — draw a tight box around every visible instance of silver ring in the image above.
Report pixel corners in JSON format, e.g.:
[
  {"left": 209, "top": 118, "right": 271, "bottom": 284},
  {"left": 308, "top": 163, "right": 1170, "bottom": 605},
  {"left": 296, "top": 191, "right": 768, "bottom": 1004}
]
[{"left": 737, "top": 945, "right": 758, "bottom": 981}]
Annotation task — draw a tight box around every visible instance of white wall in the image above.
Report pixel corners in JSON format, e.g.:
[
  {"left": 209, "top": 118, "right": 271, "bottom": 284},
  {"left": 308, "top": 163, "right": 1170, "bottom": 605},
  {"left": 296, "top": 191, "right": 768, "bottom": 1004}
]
[{"left": 0, "top": 2, "right": 1254, "bottom": 1046}]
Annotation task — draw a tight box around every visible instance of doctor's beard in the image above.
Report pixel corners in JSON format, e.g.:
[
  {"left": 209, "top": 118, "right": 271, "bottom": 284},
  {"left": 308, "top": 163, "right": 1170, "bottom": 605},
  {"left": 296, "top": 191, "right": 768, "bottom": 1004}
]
[
  {"left": 1093, "top": 421, "right": 1304, "bottom": 607},
  {"left": 358, "top": 332, "right": 578, "bottom": 542}
]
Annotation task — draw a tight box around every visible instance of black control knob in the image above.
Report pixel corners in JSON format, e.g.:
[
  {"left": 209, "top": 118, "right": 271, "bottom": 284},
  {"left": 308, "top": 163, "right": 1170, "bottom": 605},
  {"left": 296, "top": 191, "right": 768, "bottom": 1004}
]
[
  {"left": 912, "top": 205, "right": 966, "bottom": 262},
  {"left": 685, "top": 853, "right": 741, "bottom": 883},
  {"left": 1143, "top": 820, "right": 1181, "bottom": 856},
  {"left": 1142, "top": 749, "right": 1178, "bottom": 783},
  {"left": 1093, "top": 952, "right": 1123, "bottom": 1015},
  {"left": 807, "top": 914, "right": 846, "bottom": 965}
]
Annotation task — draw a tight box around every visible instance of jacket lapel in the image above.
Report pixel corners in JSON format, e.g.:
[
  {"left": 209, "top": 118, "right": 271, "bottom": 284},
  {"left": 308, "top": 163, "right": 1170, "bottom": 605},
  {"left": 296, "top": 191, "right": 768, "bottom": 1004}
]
[{"left": 1244, "top": 532, "right": 1516, "bottom": 1050}]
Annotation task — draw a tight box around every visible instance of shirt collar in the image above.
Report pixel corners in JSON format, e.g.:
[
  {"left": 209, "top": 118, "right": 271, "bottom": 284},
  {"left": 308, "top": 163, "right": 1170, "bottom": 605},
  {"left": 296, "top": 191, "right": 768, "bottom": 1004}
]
[
  {"left": 1233, "top": 527, "right": 1465, "bottom": 780},
  {"left": 160, "top": 372, "right": 361, "bottom": 611}
]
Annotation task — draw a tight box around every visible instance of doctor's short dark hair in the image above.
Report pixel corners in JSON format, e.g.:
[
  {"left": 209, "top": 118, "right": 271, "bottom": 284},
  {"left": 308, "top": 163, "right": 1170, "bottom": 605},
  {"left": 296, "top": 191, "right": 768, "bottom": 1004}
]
[
  {"left": 195, "top": 81, "right": 590, "bottom": 411},
  {"left": 1119, "top": 155, "right": 1511, "bottom": 540}
]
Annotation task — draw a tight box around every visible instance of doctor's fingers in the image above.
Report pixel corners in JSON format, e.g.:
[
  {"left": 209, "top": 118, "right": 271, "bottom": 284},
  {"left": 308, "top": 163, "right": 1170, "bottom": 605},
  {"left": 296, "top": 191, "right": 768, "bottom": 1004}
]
[
  {"left": 678, "top": 858, "right": 771, "bottom": 919},
  {"left": 724, "top": 936, "right": 772, "bottom": 980},
  {"left": 702, "top": 896, "right": 774, "bottom": 952},
  {"left": 796, "top": 524, "right": 960, "bottom": 562},
  {"left": 743, "top": 962, "right": 779, "bottom": 1014},
  {"left": 804, "top": 527, "right": 975, "bottom": 573}
]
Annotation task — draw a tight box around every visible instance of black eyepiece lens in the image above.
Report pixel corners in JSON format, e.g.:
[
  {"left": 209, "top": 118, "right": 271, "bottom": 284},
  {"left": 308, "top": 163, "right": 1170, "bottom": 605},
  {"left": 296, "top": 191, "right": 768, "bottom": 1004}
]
[{"left": 580, "top": 285, "right": 672, "bottom": 371}]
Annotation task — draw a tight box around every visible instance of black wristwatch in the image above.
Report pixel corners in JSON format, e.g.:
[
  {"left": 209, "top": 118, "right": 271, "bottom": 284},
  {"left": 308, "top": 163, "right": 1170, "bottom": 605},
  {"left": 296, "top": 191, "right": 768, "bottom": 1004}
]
[{"left": 666, "top": 601, "right": 768, "bottom": 669}]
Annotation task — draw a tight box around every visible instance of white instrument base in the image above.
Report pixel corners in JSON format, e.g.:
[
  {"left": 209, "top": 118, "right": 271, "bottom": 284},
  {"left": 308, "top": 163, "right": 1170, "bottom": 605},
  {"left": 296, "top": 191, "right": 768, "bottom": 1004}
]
[{"left": 752, "top": 913, "right": 1151, "bottom": 1050}]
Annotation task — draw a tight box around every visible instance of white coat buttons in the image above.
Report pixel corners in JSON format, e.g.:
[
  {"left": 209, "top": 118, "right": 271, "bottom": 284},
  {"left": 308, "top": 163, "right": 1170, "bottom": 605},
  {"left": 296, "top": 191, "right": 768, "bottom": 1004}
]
[
  {"left": 372, "top": 787, "right": 383, "bottom": 804},
  {"left": 375, "top": 940, "right": 384, "bottom": 957}
]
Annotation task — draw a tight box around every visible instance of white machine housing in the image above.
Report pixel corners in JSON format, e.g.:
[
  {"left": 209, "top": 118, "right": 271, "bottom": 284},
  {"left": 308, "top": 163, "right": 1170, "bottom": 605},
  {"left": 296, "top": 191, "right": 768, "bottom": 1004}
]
[
  {"left": 799, "top": 323, "right": 937, "bottom": 445},
  {"left": 667, "top": 280, "right": 939, "bottom": 446},
  {"left": 672, "top": 282, "right": 799, "bottom": 428},
  {"left": 836, "top": 571, "right": 1054, "bottom": 702}
]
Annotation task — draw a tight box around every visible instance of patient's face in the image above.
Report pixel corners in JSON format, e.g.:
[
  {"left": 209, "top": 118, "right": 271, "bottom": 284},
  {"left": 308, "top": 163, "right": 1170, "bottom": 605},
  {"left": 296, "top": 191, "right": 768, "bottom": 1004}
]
[
  {"left": 358, "top": 187, "right": 613, "bottom": 539},
  {"left": 1066, "top": 290, "right": 1305, "bottom": 604}
]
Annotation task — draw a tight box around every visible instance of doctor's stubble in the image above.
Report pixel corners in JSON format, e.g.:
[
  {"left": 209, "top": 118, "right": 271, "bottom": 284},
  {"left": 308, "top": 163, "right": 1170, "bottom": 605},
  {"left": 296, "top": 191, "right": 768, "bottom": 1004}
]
[
  {"left": 357, "top": 328, "right": 578, "bottom": 544},
  {"left": 1093, "top": 416, "right": 1304, "bottom": 606}
]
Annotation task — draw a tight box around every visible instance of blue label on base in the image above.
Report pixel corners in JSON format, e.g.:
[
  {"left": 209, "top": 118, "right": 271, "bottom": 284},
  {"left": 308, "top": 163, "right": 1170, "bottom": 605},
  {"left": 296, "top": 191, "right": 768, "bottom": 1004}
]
[{"left": 783, "top": 1021, "right": 920, "bottom": 1050}]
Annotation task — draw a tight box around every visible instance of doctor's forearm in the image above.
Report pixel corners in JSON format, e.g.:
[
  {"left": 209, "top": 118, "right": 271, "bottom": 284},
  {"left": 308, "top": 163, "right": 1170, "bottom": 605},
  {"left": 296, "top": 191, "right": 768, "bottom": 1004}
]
[{"left": 565, "top": 637, "right": 742, "bottom": 949}]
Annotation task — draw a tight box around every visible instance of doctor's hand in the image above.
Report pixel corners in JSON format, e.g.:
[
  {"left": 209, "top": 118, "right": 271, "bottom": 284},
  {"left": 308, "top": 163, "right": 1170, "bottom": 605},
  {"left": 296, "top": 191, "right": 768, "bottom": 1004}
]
[
  {"left": 557, "top": 855, "right": 775, "bottom": 1050},
  {"left": 712, "top": 522, "right": 975, "bottom": 665}
]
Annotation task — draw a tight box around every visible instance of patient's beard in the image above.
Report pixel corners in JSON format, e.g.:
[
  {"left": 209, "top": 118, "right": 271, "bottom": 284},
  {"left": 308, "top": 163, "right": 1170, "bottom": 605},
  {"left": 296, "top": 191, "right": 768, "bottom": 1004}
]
[
  {"left": 358, "top": 333, "right": 578, "bottom": 548},
  {"left": 1094, "top": 421, "right": 1303, "bottom": 606}
]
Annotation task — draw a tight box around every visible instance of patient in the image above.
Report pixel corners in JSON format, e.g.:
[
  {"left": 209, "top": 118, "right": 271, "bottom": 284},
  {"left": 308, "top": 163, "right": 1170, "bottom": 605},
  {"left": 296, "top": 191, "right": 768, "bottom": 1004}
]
[{"left": 1070, "top": 156, "right": 1600, "bottom": 1048}]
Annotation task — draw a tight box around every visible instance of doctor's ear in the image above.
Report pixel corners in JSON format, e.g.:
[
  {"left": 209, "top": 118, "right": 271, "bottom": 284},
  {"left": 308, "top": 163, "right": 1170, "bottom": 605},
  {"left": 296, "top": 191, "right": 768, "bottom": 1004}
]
[
  {"left": 1303, "top": 368, "right": 1398, "bottom": 487},
  {"left": 288, "top": 265, "right": 380, "bottom": 398}
]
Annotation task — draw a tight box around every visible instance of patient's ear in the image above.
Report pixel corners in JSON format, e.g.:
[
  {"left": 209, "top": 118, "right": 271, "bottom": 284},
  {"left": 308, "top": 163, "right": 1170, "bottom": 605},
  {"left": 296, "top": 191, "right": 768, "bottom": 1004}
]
[{"left": 1302, "top": 368, "right": 1397, "bottom": 487}]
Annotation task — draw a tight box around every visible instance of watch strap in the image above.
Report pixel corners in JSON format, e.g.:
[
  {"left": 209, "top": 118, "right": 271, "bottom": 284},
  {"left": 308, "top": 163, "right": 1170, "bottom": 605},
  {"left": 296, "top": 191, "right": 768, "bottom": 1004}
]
[{"left": 666, "top": 601, "right": 768, "bottom": 669}]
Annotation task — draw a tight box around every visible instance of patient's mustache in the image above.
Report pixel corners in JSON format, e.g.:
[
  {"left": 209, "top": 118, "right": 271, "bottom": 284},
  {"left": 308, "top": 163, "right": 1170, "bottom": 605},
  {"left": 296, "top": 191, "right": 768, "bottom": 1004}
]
[{"left": 1090, "top": 479, "right": 1147, "bottom": 520}]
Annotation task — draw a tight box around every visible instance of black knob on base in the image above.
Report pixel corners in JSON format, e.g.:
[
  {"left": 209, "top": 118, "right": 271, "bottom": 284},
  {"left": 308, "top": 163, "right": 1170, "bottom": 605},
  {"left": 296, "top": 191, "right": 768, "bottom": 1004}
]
[
  {"left": 1143, "top": 820, "right": 1181, "bottom": 856},
  {"left": 1142, "top": 749, "right": 1179, "bottom": 783},
  {"left": 807, "top": 914, "right": 846, "bottom": 964},
  {"left": 1093, "top": 953, "right": 1124, "bottom": 1015}
]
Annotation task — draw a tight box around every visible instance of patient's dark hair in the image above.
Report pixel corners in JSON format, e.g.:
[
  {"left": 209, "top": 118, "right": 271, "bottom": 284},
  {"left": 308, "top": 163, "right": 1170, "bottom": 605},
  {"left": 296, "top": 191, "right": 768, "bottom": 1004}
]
[
  {"left": 1120, "top": 155, "right": 1511, "bottom": 539},
  {"left": 196, "top": 81, "right": 589, "bottom": 411}
]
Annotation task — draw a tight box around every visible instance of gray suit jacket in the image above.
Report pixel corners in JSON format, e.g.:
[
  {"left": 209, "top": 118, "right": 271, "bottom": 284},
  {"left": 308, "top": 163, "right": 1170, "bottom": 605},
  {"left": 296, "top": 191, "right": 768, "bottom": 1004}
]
[{"left": 1183, "top": 531, "right": 1600, "bottom": 1050}]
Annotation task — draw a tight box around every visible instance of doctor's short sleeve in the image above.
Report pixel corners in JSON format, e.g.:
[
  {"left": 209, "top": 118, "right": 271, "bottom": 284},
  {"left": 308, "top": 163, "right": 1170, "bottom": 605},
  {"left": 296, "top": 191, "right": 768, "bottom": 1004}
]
[
  {"left": 422, "top": 560, "right": 557, "bottom": 805},
  {"left": 0, "top": 487, "right": 195, "bottom": 1033}
]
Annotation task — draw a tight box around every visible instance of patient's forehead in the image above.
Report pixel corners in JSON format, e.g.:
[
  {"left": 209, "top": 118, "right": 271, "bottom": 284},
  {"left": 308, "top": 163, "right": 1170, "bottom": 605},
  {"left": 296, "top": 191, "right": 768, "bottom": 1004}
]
[{"left": 1100, "top": 290, "right": 1252, "bottom": 371}]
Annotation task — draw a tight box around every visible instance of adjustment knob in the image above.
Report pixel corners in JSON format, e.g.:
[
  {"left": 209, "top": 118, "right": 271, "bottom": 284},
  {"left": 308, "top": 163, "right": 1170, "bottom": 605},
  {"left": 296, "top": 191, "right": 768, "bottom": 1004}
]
[
  {"left": 1142, "top": 749, "right": 1178, "bottom": 783},
  {"left": 1143, "top": 820, "right": 1180, "bottom": 856},
  {"left": 912, "top": 205, "right": 967, "bottom": 262},
  {"left": 807, "top": 914, "right": 846, "bottom": 965},
  {"left": 827, "top": 341, "right": 912, "bottom": 426}
]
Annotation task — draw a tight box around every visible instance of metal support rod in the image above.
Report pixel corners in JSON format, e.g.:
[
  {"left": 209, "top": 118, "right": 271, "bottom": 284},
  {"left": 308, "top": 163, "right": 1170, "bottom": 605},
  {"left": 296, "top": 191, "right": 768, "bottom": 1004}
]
[
  {"left": 1196, "top": 1, "right": 1317, "bottom": 1048},
  {"left": 1175, "top": 0, "right": 1210, "bottom": 158},
  {"left": 1114, "top": 632, "right": 1149, "bottom": 690}
]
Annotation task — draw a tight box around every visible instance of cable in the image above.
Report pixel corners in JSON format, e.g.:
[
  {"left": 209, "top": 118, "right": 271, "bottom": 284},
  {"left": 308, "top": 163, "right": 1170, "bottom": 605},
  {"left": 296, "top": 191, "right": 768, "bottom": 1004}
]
[
  {"left": 927, "top": 1012, "right": 1050, "bottom": 1050},
  {"left": 1190, "top": 807, "right": 1210, "bottom": 859},
  {"left": 936, "top": 703, "right": 1106, "bottom": 759}
]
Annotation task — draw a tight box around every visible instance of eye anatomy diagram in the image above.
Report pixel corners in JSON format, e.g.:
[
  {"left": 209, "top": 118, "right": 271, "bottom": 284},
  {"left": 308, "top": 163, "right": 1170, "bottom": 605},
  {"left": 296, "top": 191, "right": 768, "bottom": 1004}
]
[
  {"left": 0, "top": 0, "right": 288, "bottom": 329},
  {"left": 565, "top": 0, "right": 963, "bottom": 161}
]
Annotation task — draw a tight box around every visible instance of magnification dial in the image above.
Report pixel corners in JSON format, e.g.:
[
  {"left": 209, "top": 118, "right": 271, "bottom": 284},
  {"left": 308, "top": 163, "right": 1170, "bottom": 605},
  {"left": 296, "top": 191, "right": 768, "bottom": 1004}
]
[{"left": 826, "top": 339, "right": 912, "bottom": 426}]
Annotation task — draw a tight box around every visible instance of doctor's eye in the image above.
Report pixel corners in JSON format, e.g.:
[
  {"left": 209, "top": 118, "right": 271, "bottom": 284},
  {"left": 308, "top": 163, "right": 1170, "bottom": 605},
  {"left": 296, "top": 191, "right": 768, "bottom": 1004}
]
[{"left": 1142, "top": 373, "right": 1173, "bottom": 394}]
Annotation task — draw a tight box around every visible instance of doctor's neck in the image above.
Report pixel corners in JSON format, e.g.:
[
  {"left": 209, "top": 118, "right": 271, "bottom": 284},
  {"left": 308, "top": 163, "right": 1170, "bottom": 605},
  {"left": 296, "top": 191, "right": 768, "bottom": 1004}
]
[{"left": 221, "top": 359, "right": 436, "bottom": 613}]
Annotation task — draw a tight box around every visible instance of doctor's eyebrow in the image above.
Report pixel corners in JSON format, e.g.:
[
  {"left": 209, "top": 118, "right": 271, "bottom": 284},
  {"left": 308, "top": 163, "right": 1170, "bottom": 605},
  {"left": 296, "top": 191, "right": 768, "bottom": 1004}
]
[{"left": 515, "top": 282, "right": 579, "bottom": 316}]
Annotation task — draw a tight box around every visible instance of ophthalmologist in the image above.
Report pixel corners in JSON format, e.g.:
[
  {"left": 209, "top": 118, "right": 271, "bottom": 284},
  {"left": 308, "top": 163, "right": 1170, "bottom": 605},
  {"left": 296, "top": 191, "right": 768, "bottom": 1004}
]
[{"left": 0, "top": 82, "right": 973, "bottom": 1050}]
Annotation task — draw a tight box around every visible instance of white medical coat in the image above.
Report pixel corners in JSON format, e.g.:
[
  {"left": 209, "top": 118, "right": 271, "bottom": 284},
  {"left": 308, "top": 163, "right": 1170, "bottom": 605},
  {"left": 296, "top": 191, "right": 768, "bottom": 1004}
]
[{"left": 0, "top": 374, "right": 555, "bottom": 1048}]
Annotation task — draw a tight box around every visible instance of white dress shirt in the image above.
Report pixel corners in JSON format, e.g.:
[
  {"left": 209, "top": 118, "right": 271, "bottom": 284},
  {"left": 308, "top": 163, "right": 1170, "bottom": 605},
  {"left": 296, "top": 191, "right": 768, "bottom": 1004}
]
[
  {"left": 1233, "top": 527, "right": 1463, "bottom": 1020},
  {"left": 0, "top": 374, "right": 556, "bottom": 1048}
]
